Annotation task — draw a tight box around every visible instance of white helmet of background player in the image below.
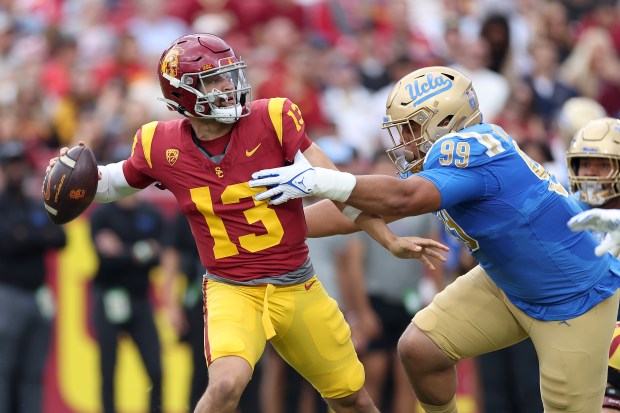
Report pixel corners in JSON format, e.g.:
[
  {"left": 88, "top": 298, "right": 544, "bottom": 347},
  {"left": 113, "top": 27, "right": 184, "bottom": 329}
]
[
  {"left": 557, "top": 97, "right": 606, "bottom": 146},
  {"left": 382, "top": 66, "right": 482, "bottom": 174},
  {"left": 567, "top": 117, "right": 620, "bottom": 205}
]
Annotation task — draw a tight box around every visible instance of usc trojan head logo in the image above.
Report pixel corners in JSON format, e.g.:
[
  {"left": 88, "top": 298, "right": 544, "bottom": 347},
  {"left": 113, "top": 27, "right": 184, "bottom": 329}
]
[{"left": 161, "top": 47, "right": 184, "bottom": 78}]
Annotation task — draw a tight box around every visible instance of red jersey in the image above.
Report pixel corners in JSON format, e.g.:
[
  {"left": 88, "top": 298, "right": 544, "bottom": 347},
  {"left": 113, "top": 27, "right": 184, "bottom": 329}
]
[{"left": 123, "top": 98, "right": 313, "bottom": 281}]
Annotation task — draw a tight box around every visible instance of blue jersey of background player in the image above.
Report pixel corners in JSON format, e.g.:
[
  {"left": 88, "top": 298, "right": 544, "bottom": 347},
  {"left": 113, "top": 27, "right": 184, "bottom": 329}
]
[
  {"left": 567, "top": 117, "right": 620, "bottom": 257},
  {"left": 566, "top": 117, "right": 620, "bottom": 328}
]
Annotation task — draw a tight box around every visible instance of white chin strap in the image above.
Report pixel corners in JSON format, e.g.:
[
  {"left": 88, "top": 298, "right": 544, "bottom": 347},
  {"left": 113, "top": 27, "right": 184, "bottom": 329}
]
[
  {"left": 207, "top": 88, "right": 243, "bottom": 124},
  {"left": 211, "top": 104, "right": 243, "bottom": 124},
  {"left": 404, "top": 150, "right": 415, "bottom": 162}
]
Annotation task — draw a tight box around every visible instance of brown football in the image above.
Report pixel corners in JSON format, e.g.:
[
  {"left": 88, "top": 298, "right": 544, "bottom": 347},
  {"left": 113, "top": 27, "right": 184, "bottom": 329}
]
[{"left": 42, "top": 145, "right": 98, "bottom": 224}]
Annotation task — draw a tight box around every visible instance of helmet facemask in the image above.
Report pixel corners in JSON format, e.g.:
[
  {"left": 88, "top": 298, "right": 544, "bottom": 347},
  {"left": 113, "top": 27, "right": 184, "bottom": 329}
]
[
  {"left": 195, "top": 59, "right": 251, "bottom": 123},
  {"left": 160, "top": 57, "right": 252, "bottom": 123},
  {"left": 567, "top": 117, "right": 620, "bottom": 206},
  {"left": 568, "top": 156, "right": 620, "bottom": 205},
  {"left": 384, "top": 108, "right": 434, "bottom": 174}
]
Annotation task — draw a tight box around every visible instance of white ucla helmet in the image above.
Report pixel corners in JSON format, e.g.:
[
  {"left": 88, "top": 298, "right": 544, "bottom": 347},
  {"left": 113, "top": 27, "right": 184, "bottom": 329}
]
[
  {"left": 383, "top": 66, "right": 482, "bottom": 174},
  {"left": 567, "top": 117, "right": 620, "bottom": 205}
]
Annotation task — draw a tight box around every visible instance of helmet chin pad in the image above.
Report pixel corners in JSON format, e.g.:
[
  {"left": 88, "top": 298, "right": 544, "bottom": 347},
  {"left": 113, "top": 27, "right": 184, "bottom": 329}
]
[
  {"left": 404, "top": 150, "right": 415, "bottom": 162},
  {"left": 210, "top": 104, "right": 244, "bottom": 124}
]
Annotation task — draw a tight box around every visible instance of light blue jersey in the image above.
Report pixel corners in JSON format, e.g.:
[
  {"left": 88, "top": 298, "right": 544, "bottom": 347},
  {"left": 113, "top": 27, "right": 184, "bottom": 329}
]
[{"left": 414, "top": 122, "right": 620, "bottom": 321}]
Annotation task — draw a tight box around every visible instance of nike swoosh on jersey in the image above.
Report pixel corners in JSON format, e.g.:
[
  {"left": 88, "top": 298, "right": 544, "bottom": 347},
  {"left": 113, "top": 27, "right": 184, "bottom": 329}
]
[
  {"left": 246, "top": 143, "right": 262, "bottom": 157},
  {"left": 304, "top": 280, "right": 316, "bottom": 290}
]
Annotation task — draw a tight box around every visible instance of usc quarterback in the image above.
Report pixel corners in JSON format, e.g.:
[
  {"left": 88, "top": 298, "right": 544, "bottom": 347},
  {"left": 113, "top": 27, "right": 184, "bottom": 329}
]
[{"left": 47, "top": 33, "right": 447, "bottom": 413}]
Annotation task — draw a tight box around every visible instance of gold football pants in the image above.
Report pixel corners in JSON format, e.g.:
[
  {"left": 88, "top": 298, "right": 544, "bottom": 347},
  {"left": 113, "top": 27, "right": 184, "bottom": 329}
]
[
  {"left": 414, "top": 265, "right": 619, "bottom": 413},
  {"left": 203, "top": 275, "right": 365, "bottom": 399}
]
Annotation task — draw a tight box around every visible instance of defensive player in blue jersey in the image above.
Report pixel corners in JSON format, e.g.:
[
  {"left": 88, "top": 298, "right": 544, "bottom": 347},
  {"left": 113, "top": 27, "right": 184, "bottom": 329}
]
[
  {"left": 249, "top": 66, "right": 620, "bottom": 413},
  {"left": 567, "top": 118, "right": 620, "bottom": 258},
  {"left": 565, "top": 118, "right": 620, "bottom": 412}
]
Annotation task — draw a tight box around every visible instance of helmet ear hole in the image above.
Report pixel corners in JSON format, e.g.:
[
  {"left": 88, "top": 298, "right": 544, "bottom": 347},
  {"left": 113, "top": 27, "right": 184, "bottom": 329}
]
[
  {"left": 439, "top": 115, "right": 453, "bottom": 127},
  {"left": 171, "top": 92, "right": 182, "bottom": 99}
]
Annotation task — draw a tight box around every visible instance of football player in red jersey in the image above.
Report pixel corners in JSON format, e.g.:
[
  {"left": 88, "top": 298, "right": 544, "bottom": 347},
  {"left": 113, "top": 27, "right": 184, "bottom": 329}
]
[
  {"left": 47, "top": 33, "right": 448, "bottom": 413},
  {"left": 604, "top": 322, "right": 620, "bottom": 412}
]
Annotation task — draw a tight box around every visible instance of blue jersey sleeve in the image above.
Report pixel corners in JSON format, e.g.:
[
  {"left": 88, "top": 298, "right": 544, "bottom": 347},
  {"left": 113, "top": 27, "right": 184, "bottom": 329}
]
[
  {"left": 418, "top": 167, "right": 499, "bottom": 209},
  {"left": 417, "top": 129, "right": 504, "bottom": 209}
]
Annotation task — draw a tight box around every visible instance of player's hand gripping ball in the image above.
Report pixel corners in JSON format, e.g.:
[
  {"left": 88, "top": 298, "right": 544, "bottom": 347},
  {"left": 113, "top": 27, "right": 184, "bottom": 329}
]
[{"left": 42, "top": 145, "right": 98, "bottom": 224}]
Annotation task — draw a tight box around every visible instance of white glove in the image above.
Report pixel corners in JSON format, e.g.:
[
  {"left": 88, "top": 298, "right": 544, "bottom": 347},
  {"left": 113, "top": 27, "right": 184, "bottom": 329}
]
[
  {"left": 249, "top": 151, "right": 356, "bottom": 205},
  {"left": 568, "top": 208, "right": 620, "bottom": 257},
  {"left": 594, "top": 232, "right": 620, "bottom": 257},
  {"left": 249, "top": 151, "right": 316, "bottom": 205},
  {"left": 568, "top": 208, "right": 620, "bottom": 233}
]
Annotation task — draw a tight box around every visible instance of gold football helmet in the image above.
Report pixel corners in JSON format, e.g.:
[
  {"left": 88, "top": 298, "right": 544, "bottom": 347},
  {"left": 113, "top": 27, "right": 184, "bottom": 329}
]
[
  {"left": 567, "top": 117, "right": 620, "bottom": 205},
  {"left": 382, "top": 66, "right": 482, "bottom": 174},
  {"left": 557, "top": 97, "right": 606, "bottom": 146}
]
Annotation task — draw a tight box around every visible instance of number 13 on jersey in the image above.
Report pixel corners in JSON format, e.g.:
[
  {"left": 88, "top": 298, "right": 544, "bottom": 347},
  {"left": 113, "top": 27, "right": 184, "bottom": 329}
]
[{"left": 190, "top": 183, "right": 284, "bottom": 259}]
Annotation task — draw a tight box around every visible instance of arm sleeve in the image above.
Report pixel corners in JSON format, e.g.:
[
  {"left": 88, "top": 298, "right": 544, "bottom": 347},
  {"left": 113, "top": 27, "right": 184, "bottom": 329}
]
[{"left": 94, "top": 161, "right": 143, "bottom": 203}]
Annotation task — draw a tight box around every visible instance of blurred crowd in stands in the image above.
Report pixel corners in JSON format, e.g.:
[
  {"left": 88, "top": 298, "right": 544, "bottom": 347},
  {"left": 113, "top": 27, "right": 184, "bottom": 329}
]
[{"left": 2, "top": 0, "right": 619, "bottom": 174}]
